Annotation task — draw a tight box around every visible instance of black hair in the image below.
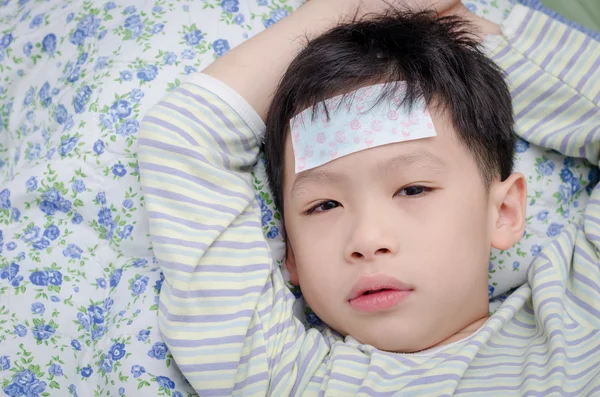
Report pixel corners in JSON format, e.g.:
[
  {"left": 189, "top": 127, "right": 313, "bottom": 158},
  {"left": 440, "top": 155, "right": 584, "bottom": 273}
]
[{"left": 264, "top": 9, "right": 514, "bottom": 219}]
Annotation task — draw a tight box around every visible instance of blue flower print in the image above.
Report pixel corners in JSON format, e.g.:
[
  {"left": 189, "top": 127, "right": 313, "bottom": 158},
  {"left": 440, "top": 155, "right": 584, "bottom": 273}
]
[
  {"left": 153, "top": 5, "right": 163, "bottom": 13},
  {"left": 136, "top": 64, "right": 158, "bottom": 81},
  {"left": 77, "top": 312, "right": 91, "bottom": 331},
  {"left": 32, "top": 238, "right": 50, "bottom": 251},
  {"left": 0, "top": 262, "right": 19, "bottom": 281},
  {"left": 0, "top": 33, "right": 12, "bottom": 49},
  {"left": 488, "top": 285, "right": 495, "bottom": 297},
  {"left": 131, "top": 274, "right": 149, "bottom": 296},
  {"left": 119, "top": 224, "right": 134, "bottom": 239},
  {"left": 213, "top": 39, "right": 230, "bottom": 57},
  {"left": 100, "top": 113, "right": 114, "bottom": 129},
  {"left": 88, "top": 305, "right": 105, "bottom": 324},
  {"left": 0, "top": 189, "right": 10, "bottom": 209},
  {"left": 184, "top": 66, "right": 197, "bottom": 75},
  {"left": 48, "top": 270, "right": 62, "bottom": 285},
  {"left": 31, "top": 302, "right": 45, "bottom": 315},
  {"left": 221, "top": 0, "right": 239, "bottom": 13},
  {"left": 71, "top": 339, "right": 82, "bottom": 351},
  {"left": 23, "top": 88, "right": 34, "bottom": 106},
  {"left": 110, "top": 99, "right": 132, "bottom": 119},
  {"left": 23, "top": 42, "right": 32, "bottom": 56},
  {"left": 587, "top": 167, "right": 599, "bottom": 195},
  {"left": 109, "top": 268, "right": 123, "bottom": 288},
  {"left": 571, "top": 178, "right": 581, "bottom": 194},
  {"left": 55, "top": 104, "right": 68, "bottom": 124},
  {"left": 43, "top": 225, "right": 60, "bottom": 240},
  {"left": 261, "top": 209, "right": 272, "bottom": 226},
  {"left": 72, "top": 213, "right": 83, "bottom": 224},
  {"left": 97, "top": 278, "right": 106, "bottom": 288},
  {"left": 7, "top": 242, "right": 16, "bottom": 251},
  {"left": 306, "top": 311, "right": 322, "bottom": 327},
  {"left": 124, "top": 5, "right": 137, "bottom": 14},
  {"left": 515, "top": 138, "right": 529, "bottom": 153},
  {"left": 1, "top": 355, "right": 10, "bottom": 370},
  {"left": 559, "top": 184, "right": 571, "bottom": 203},
  {"left": 116, "top": 119, "right": 139, "bottom": 136},
  {"left": 92, "top": 326, "right": 107, "bottom": 340},
  {"left": 93, "top": 139, "right": 105, "bottom": 155},
  {"left": 50, "top": 296, "right": 60, "bottom": 303},
  {"left": 131, "top": 365, "right": 146, "bottom": 378},
  {"left": 72, "top": 179, "right": 86, "bottom": 193},
  {"left": 4, "top": 384, "right": 24, "bottom": 397},
  {"left": 156, "top": 376, "right": 175, "bottom": 390},
  {"left": 94, "top": 56, "right": 109, "bottom": 71},
  {"left": 32, "top": 323, "right": 55, "bottom": 341},
  {"left": 537, "top": 159, "right": 555, "bottom": 176},
  {"left": 531, "top": 244, "right": 543, "bottom": 256},
  {"left": 164, "top": 51, "right": 177, "bottom": 65},
  {"left": 267, "top": 226, "right": 279, "bottom": 239},
  {"left": 49, "top": 364, "right": 63, "bottom": 377},
  {"left": 73, "top": 85, "right": 92, "bottom": 114},
  {"left": 112, "top": 164, "right": 127, "bottom": 177},
  {"left": 38, "top": 82, "right": 52, "bottom": 107},
  {"left": 78, "top": 14, "right": 101, "bottom": 37},
  {"left": 104, "top": 2, "right": 116, "bottom": 11},
  {"left": 69, "top": 29, "right": 86, "bottom": 46},
  {"left": 109, "top": 342, "right": 127, "bottom": 360},
  {"left": 151, "top": 23, "right": 164, "bottom": 34},
  {"left": 124, "top": 14, "right": 145, "bottom": 39},
  {"left": 120, "top": 70, "right": 133, "bottom": 81},
  {"left": 234, "top": 13, "right": 245, "bottom": 25},
  {"left": 148, "top": 342, "right": 168, "bottom": 359},
  {"left": 536, "top": 210, "right": 549, "bottom": 221},
  {"left": 181, "top": 49, "right": 195, "bottom": 60},
  {"left": 59, "top": 136, "right": 79, "bottom": 156},
  {"left": 546, "top": 223, "right": 564, "bottom": 237},
  {"left": 22, "top": 225, "right": 40, "bottom": 242},
  {"left": 100, "top": 357, "right": 113, "bottom": 373},
  {"left": 62, "top": 244, "right": 83, "bottom": 259},
  {"left": 133, "top": 259, "right": 148, "bottom": 268},
  {"left": 80, "top": 366, "right": 93, "bottom": 378},
  {"left": 66, "top": 12, "right": 74, "bottom": 23},
  {"left": 42, "top": 33, "right": 56, "bottom": 55},
  {"left": 185, "top": 30, "right": 204, "bottom": 46},
  {"left": 29, "top": 13, "right": 44, "bottom": 29},
  {"left": 560, "top": 168, "right": 573, "bottom": 183},
  {"left": 77, "top": 51, "right": 88, "bottom": 64},
  {"left": 173, "top": 392, "right": 184, "bottom": 397},
  {"left": 123, "top": 199, "right": 134, "bottom": 209},
  {"left": 30, "top": 270, "right": 49, "bottom": 286},
  {"left": 66, "top": 66, "right": 80, "bottom": 83},
  {"left": 14, "top": 324, "right": 27, "bottom": 337},
  {"left": 12, "top": 208, "right": 20, "bottom": 222}
]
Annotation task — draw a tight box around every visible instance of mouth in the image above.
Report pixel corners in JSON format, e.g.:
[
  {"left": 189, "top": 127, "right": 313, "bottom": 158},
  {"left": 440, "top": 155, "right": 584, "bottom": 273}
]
[{"left": 347, "top": 274, "right": 413, "bottom": 312}]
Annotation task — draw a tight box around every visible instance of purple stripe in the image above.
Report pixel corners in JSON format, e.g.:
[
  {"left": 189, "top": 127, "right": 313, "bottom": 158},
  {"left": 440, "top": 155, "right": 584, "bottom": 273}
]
[
  {"left": 160, "top": 260, "right": 268, "bottom": 274},
  {"left": 558, "top": 35, "right": 591, "bottom": 81},
  {"left": 531, "top": 95, "right": 581, "bottom": 145},
  {"left": 233, "top": 372, "right": 269, "bottom": 391},
  {"left": 540, "top": 27, "right": 571, "bottom": 69},
  {"left": 490, "top": 43, "right": 512, "bottom": 63},
  {"left": 585, "top": 213, "right": 600, "bottom": 225},
  {"left": 573, "top": 270, "right": 600, "bottom": 295},
  {"left": 141, "top": 163, "right": 250, "bottom": 200},
  {"left": 575, "top": 245, "right": 596, "bottom": 264},
  {"left": 502, "top": 57, "right": 528, "bottom": 77},
  {"left": 229, "top": 220, "right": 262, "bottom": 229},
  {"left": 557, "top": 108, "right": 598, "bottom": 151},
  {"left": 164, "top": 333, "right": 245, "bottom": 347},
  {"left": 566, "top": 289, "right": 600, "bottom": 317},
  {"left": 168, "top": 284, "right": 263, "bottom": 298},
  {"left": 289, "top": 338, "right": 321, "bottom": 396},
  {"left": 212, "top": 240, "right": 268, "bottom": 250},
  {"left": 405, "top": 373, "right": 461, "bottom": 387},
  {"left": 369, "top": 366, "right": 428, "bottom": 380},
  {"left": 511, "top": 317, "right": 536, "bottom": 330},
  {"left": 178, "top": 361, "right": 239, "bottom": 371},
  {"left": 178, "top": 87, "right": 253, "bottom": 152},
  {"left": 463, "top": 360, "right": 600, "bottom": 382},
  {"left": 153, "top": 235, "right": 208, "bottom": 250},
  {"left": 329, "top": 372, "right": 362, "bottom": 386},
  {"left": 265, "top": 317, "right": 295, "bottom": 339},
  {"left": 269, "top": 359, "right": 294, "bottom": 392},
  {"left": 159, "top": 100, "right": 232, "bottom": 154},
  {"left": 142, "top": 115, "right": 198, "bottom": 146},
  {"left": 194, "top": 388, "right": 233, "bottom": 397},
  {"left": 377, "top": 350, "right": 419, "bottom": 368},
  {"left": 532, "top": 280, "right": 564, "bottom": 296},
  {"left": 159, "top": 301, "right": 253, "bottom": 322},
  {"left": 511, "top": 69, "right": 544, "bottom": 99},
  {"left": 575, "top": 55, "right": 600, "bottom": 93},
  {"left": 498, "top": 327, "right": 536, "bottom": 340},
  {"left": 148, "top": 211, "right": 225, "bottom": 232},
  {"left": 523, "top": 17, "right": 553, "bottom": 57},
  {"left": 138, "top": 137, "right": 204, "bottom": 162},
  {"left": 356, "top": 387, "right": 397, "bottom": 397},
  {"left": 239, "top": 345, "right": 267, "bottom": 365},
  {"left": 513, "top": 8, "right": 534, "bottom": 40},
  {"left": 517, "top": 81, "right": 563, "bottom": 131}
]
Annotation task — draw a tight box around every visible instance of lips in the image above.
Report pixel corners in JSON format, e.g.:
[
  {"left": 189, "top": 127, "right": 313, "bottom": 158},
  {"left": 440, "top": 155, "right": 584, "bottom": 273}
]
[{"left": 348, "top": 274, "right": 413, "bottom": 312}]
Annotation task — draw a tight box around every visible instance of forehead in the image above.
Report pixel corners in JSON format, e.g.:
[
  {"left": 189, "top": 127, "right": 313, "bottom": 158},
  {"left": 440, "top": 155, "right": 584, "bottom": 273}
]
[{"left": 283, "top": 107, "right": 471, "bottom": 189}]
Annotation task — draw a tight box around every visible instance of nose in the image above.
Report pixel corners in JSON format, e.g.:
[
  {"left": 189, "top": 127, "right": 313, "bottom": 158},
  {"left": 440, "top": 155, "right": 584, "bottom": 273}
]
[{"left": 344, "top": 210, "right": 399, "bottom": 263}]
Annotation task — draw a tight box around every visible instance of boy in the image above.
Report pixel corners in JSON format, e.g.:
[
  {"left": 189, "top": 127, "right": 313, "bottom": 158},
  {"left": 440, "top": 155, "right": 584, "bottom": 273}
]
[{"left": 139, "top": 0, "right": 600, "bottom": 395}]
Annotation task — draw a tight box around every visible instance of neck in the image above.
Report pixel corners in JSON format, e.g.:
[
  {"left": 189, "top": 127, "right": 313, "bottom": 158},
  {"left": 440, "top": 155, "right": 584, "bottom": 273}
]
[{"left": 429, "top": 315, "right": 490, "bottom": 350}]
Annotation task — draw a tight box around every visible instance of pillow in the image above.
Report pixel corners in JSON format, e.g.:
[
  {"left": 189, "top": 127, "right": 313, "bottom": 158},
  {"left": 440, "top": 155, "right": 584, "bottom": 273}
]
[{"left": 252, "top": 0, "right": 598, "bottom": 325}]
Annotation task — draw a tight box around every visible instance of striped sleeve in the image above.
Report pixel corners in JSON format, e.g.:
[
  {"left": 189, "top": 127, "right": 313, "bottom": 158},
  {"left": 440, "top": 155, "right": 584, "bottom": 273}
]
[
  {"left": 487, "top": 5, "right": 600, "bottom": 329},
  {"left": 138, "top": 74, "right": 327, "bottom": 396}
]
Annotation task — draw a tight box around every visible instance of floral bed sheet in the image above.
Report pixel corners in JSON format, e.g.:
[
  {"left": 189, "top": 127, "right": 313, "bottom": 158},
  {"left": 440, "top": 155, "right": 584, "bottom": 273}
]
[{"left": 0, "top": 0, "right": 595, "bottom": 396}]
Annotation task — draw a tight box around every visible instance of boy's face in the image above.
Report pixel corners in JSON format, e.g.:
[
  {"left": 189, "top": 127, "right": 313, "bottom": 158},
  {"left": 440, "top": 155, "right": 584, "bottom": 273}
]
[{"left": 282, "top": 107, "right": 526, "bottom": 353}]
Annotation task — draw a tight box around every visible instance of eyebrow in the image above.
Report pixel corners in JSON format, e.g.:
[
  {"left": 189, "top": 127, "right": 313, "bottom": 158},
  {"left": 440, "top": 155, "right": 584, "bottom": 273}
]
[{"left": 290, "top": 149, "right": 447, "bottom": 196}]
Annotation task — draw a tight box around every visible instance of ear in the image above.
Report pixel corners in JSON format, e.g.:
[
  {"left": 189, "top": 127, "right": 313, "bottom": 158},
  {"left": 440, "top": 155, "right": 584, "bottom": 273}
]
[
  {"left": 285, "top": 239, "right": 299, "bottom": 286},
  {"left": 490, "top": 172, "right": 527, "bottom": 251}
]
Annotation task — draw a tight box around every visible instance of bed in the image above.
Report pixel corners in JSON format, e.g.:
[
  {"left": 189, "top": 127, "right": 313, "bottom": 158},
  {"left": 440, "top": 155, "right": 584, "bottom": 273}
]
[{"left": 0, "top": 0, "right": 597, "bottom": 395}]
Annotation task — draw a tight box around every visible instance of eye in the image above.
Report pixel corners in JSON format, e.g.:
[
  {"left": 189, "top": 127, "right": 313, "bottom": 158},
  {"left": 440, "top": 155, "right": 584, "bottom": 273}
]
[
  {"left": 305, "top": 200, "right": 340, "bottom": 215},
  {"left": 396, "top": 185, "right": 433, "bottom": 197}
]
